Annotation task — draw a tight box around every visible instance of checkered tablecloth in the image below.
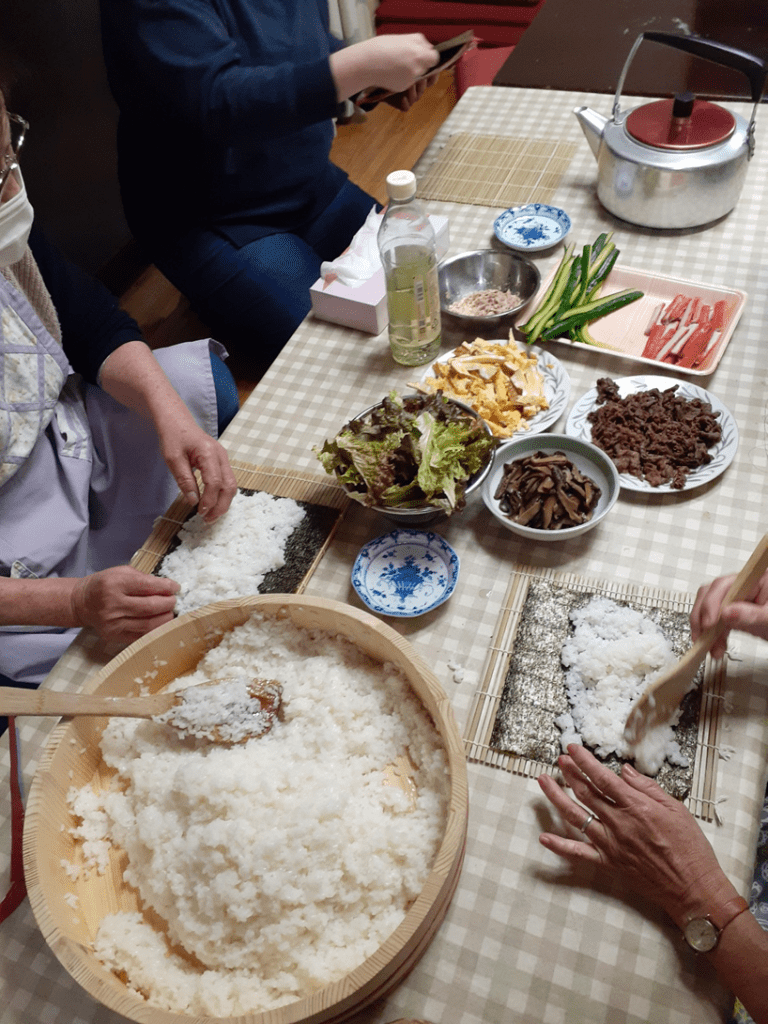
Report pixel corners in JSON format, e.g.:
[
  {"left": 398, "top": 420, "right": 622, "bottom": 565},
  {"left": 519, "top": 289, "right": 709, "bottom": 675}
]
[{"left": 3, "top": 86, "right": 768, "bottom": 1024}]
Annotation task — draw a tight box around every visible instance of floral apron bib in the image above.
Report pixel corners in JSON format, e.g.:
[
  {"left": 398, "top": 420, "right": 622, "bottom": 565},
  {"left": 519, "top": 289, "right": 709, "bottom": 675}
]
[{"left": 0, "top": 258, "right": 221, "bottom": 684}]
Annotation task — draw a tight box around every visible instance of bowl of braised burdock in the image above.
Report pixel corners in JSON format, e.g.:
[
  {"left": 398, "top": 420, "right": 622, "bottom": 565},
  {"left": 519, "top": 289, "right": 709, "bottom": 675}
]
[{"left": 481, "top": 433, "right": 619, "bottom": 540}]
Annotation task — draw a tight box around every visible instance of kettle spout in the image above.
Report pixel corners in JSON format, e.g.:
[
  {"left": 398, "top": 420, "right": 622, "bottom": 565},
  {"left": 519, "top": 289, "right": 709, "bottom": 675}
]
[{"left": 574, "top": 106, "right": 608, "bottom": 159}]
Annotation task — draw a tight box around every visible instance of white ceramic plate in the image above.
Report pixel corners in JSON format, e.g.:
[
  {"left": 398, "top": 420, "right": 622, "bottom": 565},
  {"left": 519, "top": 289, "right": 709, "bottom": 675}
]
[
  {"left": 565, "top": 375, "right": 739, "bottom": 493},
  {"left": 351, "top": 530, "right": 459, "bottom": 617},
  {"left": 518, "top": 264, "right": 747, "bottom": 377},
  {"left": 494, "top": 204, "right": 571, "bottom": 252},
  {"left": 418, "top": 343, "right": 570, "bottom": 437},
  {"left": 482, "top": 433, "right": 620, "bottom": 540}
]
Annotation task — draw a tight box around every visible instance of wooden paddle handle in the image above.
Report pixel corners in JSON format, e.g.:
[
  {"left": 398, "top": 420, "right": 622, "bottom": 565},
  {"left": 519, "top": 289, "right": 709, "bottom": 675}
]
[
  {"left": 625, "top": 533, "right": 768, "bottom": 741},
  {"left": 0, "top": 688, "right": 173, "bottom": 719}
]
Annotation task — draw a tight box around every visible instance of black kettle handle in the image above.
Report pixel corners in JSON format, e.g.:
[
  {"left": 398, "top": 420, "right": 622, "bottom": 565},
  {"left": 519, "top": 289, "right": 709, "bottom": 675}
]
[{"left": 642, "top": 31, "right": 768, "bottom": 105}]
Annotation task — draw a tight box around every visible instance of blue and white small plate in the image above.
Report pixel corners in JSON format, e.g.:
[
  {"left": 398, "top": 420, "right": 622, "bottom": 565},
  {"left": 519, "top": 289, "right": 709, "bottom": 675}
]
[
  {"left": 494, "top": 204, "right": 571, "bottom": 253},
  {"left": 351, "top": 529, "right": 459, "bottom": 618}
]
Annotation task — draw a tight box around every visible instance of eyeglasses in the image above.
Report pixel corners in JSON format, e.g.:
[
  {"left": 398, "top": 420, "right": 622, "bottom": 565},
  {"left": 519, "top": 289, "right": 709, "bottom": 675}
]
[{"left": 0, "top": 113, "right": 29, "bottom": 202}]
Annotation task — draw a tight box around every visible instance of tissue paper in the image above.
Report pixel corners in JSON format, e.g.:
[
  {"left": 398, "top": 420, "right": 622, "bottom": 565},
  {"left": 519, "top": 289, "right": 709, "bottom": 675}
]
[
  {"left": 319, "top": 204, "right": 383, "bottom": 288},
  {"left": 310, "top": 214, "right": 450, "bottom": 334}
]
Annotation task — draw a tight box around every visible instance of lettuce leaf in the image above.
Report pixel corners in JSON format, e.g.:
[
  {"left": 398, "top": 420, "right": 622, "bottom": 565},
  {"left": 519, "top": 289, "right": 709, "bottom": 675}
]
[{"left": 315, "top": 391, "right": 497, "bottom": 512}]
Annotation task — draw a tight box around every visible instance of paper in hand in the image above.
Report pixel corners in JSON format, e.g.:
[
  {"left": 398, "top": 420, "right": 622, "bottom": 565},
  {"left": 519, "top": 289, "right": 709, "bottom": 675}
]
[{"left": 356, "top": 30, "right": 475, "bottom": 106}]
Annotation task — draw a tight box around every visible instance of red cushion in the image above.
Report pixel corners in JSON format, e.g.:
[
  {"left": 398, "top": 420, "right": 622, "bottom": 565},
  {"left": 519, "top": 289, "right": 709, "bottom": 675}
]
[
  {"left": 376, "top": 1, "right": 542, "bottom": 22},
  {"left": 455, "top": 44, "right": 515, "bottom": 95},
  {"left": 375, "top": 0, "right": 545, "bottom": 46},
  {"left": 376, "top": 23, "right": 526, "bottom": 45}
]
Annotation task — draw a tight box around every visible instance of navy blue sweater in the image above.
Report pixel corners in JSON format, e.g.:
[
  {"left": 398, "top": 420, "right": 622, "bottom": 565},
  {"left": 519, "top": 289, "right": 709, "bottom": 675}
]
[
  {"left": 30, "top": 226, "right": 141, "bottom": 384},
  {"left": 99, "top": 0, "right": 349, "bottom": 247}
]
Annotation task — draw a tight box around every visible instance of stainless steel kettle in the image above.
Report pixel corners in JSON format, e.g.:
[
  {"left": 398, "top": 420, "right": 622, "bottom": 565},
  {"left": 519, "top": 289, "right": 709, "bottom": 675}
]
[{"left": 574, "top": 32, "right": 768, "bottom": 229}]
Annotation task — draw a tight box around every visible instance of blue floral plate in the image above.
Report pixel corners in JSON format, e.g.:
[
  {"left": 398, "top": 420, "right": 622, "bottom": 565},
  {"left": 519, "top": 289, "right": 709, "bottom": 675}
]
[
  {"left": 494, "top": 203, "right": 571, "bottom": 253},
  {"left": 351, "top": 530, "right": 459, "bottom": 618}
]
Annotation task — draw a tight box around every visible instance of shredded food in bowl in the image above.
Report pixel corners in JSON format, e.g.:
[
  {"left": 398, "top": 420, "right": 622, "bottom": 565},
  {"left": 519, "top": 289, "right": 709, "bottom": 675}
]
[{"left": 448, "top": 287, "right": 521, "bottom": 316}]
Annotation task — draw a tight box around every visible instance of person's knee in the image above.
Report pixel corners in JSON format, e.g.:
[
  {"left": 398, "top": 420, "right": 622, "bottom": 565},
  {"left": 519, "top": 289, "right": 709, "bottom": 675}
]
[
  {"left": 209, "top": 352, "right": 240, "bottom": 432},
  {"left": 153, "top": 230, "right": 318, "bottom": 353}
]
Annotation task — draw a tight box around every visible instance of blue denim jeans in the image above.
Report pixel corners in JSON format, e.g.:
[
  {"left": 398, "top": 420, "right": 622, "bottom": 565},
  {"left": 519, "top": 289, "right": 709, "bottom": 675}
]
[
  {"left": 151, "top": 178, "right": 379, "bottom": 358},
  {"left": 210, "top": 351, "right": 239, "bottom": 431}
]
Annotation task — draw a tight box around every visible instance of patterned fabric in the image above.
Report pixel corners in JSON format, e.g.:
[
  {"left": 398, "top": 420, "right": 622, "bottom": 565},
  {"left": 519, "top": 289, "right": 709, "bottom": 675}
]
[
  {"left": 1, "top": 247, "right": 62, "bottom": 344},
  {"left": 729, "top": 780, "right": 768, "bottom": 1024},
  {"left": 328, "top": 0, "right": 373, "bottom": 43},
  {"left": 0, "top": 249, "right": 67, "bottom": 486}
]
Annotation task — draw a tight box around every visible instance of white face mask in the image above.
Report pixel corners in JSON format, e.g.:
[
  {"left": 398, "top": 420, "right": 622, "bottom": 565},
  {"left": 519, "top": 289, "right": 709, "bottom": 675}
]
[{"left": 0, "top": 172, "right": 34, "bottom": 268}]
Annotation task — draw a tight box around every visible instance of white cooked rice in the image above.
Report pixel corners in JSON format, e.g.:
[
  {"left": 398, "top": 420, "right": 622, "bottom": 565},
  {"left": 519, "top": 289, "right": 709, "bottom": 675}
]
[
  {"left": 67, "top": 612, "right": 449, "bottom": 1016},
  {"left": 158, "top": 490, "right": 306, "bottom": 615},
  {"left": 557, "top": 596, "right": 689, "bottom": 775}
]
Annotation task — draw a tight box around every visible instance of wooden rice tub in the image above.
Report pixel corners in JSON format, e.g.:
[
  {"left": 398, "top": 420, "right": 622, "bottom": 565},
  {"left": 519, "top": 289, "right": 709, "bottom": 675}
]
[{"left": 23, "top": 595, "right": 468, "bottom": 1024}]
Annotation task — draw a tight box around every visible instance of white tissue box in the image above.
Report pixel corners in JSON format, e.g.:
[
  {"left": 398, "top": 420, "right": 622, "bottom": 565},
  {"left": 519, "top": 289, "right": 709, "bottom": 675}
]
[{"left": 310, "top": 215, "right": 450, "bottom": 334}]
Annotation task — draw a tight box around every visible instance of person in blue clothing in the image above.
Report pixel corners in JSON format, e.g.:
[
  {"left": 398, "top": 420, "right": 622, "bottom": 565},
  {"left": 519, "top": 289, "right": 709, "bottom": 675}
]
[
  {"left": 99, "top": 0, "right": 440, "bottom": 359},
  {"left": 0, "top": 79, "right": 239, "bottom": 693}
]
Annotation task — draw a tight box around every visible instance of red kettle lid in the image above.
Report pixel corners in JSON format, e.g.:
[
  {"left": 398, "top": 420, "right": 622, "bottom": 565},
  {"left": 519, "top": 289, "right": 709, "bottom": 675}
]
[{"left": 625, "top": 93, "right": 736, "bottom": 150}]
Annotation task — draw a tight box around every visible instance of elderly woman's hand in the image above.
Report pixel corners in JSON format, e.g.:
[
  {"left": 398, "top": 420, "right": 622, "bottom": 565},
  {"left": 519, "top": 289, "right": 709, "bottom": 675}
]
[
  {"left": 157, "top": 417, "right": 238, "bottom": 523},
  {"left": 98, "top": 341, "right": 239, "bottom": 523},
  {"left": 537, "top": 744, "right": 736, "bottom": 929},
  {"left": 71, "top": 566, "right": 180, "bottom": 644},
  {"left": 690, "top": 568, "right": 768, "bottom": 660}
]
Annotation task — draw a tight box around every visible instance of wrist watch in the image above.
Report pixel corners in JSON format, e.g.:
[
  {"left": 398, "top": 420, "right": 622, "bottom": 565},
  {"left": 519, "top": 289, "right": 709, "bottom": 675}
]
[{"left": 683, "top": 895, "right": 750, "bottom": 952}]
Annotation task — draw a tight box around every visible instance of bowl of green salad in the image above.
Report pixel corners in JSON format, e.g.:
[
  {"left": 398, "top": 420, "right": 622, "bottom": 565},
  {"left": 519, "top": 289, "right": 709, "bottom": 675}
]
[{"left": 315, "top": 391, "right": 498, "bottom": 524}]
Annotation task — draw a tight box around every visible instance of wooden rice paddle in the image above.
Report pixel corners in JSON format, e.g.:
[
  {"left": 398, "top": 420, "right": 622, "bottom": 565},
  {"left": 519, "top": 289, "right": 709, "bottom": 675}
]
[
  {"left": 0, "top": 677, "right": 282, "bottom": 744},
  {"left": 624, "top": 534, "right": 768, "bottom": 744}
]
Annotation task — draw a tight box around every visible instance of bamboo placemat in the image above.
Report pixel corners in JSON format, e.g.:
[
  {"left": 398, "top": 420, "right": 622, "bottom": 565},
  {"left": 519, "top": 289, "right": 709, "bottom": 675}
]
[
  {"left": 416, "top": 134, "right": 578, "bottom": 208},
  {"left": 131, "top": 460, "right": 349, "bottom": 593},
  {"left": 464, "top": 566, "right": 726, "bottom": 822}
]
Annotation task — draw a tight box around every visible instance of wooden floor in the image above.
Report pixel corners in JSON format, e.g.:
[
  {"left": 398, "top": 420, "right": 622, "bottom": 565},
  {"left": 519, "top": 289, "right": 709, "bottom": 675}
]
[
  {"left": 330, "top": 70, "right": 457, "bottom": 206},
  {"left": 119, "top": 72, "right": 458, "bottom": 405}
]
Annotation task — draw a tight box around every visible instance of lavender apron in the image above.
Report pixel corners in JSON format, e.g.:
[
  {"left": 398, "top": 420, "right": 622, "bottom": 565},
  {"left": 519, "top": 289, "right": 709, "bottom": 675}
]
[{"left": 0, "top": 269, "right": 223, "bottom": 684}]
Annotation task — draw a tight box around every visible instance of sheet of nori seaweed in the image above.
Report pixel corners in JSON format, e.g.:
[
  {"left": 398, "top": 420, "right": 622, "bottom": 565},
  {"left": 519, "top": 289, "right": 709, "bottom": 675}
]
[
  {"left": 257, "top": 499, "right": 339, "bottom": 593},
  {"left": 489, "top": 578, "right": 701, "bottom": 798},
  {"left": 153, "top": 489, "right": 339, "bottom": 596}
]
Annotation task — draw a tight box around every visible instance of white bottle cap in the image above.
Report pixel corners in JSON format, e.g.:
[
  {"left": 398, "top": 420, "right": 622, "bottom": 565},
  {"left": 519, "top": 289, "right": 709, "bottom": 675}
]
[{"left": 385, "top": 170, "right": 417, "bottom": 200}]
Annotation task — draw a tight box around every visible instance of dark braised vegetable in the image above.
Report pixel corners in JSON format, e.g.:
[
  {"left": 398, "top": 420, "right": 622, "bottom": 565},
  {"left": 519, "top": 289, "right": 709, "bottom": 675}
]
[{"left": 494, "top": 451, "right": 601, "bottom": 529}]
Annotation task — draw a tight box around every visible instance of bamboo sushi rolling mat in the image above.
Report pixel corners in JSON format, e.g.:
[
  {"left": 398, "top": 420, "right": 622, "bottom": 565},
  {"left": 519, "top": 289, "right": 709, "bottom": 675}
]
[
  {"left": 5, "top": 87, "right": 768, "bottom": 1024},
  {"left": 464, "top": 566, "right": 727, "bottom": 822},
  {"left": 132, "top": 461, "right": 349, "bottom": 591},
  {"left": 416, "top": 133, "right": 577, "bottom": 207}
]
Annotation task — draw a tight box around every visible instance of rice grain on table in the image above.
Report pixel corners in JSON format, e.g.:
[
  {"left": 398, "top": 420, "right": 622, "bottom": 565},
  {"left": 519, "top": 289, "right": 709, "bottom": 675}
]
[
  {"left": 158, "top": 490, "right": 306, "bottom": 614},
  {"left": 66, "top": 613, "right": 449, "bottom": 1017}
]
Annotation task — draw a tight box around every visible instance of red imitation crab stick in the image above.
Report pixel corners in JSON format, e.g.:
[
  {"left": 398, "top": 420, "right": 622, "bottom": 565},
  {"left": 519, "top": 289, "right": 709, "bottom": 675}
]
[
  {"left": 677, "top": 324, "right": 716, "bottom": 368},
  {"left": 641, "top": 291, "right": 729, "bottom": 367},
  {"left": 642, "top": 322, "right": 670, "bottom": 359},
  {"left": 661, "top": 294, "right": 689, "bottom": 323},
  {"left": 710, "top": 300, "right": 727, "bottom": 330}
]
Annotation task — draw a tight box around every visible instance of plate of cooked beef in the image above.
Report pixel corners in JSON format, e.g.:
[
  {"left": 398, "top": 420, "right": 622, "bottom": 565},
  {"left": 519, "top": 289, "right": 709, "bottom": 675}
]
[{"left": 565, "top": 375, "right": 738, "bottom": 493}]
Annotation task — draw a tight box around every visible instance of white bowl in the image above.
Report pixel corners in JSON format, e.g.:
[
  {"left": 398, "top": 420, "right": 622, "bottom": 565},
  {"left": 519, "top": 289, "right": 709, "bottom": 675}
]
[
  {"left": 351, "top": 529, "right": 460, "bottom": 617},
  {"left": 493, "top": 203, "right": 571, "bottom": 253},
  {"left": 481, "top": 433, "right": 620, "bottom": 540}
]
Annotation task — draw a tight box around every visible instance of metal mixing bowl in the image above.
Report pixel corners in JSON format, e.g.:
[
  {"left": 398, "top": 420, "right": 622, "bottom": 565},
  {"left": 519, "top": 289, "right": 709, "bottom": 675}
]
[
  {"left": 341, "top": 393, "right": 495, "bottom": 525},
  {"left": 438, "top": 249, "right": 541, "bottom": 329}
]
